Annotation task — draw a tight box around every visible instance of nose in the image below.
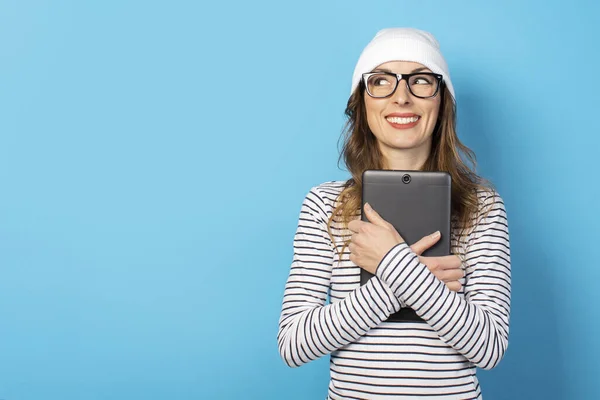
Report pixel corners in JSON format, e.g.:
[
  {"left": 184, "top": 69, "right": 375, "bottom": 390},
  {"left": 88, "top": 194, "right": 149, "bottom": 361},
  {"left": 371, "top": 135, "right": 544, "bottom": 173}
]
[{"left": 391, "top": 78, "right": 412, "bottom": 105}]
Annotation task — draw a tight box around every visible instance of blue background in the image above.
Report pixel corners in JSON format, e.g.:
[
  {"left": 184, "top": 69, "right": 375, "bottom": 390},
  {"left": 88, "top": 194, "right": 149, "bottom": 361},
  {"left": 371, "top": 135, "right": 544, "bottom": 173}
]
[{"left": 1, "top": 0, "right": 598, "bottom": 399}]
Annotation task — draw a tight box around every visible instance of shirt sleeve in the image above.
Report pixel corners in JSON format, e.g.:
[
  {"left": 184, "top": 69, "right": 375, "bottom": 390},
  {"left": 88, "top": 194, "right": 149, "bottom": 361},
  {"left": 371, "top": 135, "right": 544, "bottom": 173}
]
[
  {"left": 277, "top": 187, "right": 402, "bottom": 367},
  {"left": 375, "top": 191, "right": 511, "bottom": 370}
]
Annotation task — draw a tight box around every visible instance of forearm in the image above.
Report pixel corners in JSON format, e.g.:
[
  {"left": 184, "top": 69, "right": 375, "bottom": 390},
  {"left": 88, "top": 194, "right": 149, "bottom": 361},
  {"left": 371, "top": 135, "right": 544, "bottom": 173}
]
[
  {"left": 376, "top": 243, "right": 510, "bottom": 369},
  {"left": 277, "top": 275, "right": 399, "bottom": 367}
]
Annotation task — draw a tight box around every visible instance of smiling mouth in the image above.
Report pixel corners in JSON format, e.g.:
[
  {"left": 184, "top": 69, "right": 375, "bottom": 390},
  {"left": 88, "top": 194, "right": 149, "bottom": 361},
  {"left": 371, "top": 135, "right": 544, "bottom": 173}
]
[{"left": 386, "top": 116, "right": 420, "bottom": 124}]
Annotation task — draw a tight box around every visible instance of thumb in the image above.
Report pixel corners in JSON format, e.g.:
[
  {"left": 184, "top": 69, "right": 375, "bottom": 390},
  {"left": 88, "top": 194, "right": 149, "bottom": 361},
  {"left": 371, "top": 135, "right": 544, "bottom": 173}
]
[
  {"left": 410, "top": 231, "right": 441, "bottom": 255},
  {"left": 363, "top": 203, "right": 389, "bottom": 228}
]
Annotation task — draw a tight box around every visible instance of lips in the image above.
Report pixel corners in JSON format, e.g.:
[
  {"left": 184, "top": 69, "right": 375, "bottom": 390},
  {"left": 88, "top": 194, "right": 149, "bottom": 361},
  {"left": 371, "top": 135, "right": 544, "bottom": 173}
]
[{"left": 385, "top": 113, "right": 420, "bottom": 129}]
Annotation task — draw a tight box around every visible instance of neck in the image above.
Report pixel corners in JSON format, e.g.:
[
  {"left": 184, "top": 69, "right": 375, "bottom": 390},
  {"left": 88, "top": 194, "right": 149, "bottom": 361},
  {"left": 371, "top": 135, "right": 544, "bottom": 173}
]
[{"left": 379, "top": 140, "right": 432, "bottom": 170}]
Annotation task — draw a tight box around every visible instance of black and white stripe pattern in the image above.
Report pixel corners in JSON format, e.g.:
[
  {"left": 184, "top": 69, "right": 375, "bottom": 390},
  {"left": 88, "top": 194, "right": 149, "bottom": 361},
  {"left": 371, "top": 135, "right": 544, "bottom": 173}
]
[{"left": 278, "top": 181, "right": 511, "bottom": 399}]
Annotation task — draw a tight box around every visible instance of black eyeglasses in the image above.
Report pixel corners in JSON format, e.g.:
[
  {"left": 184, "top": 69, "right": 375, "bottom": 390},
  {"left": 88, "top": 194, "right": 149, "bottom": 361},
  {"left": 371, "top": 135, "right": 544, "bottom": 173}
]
[{"left": 362, "top": 72, "right": 443, "bottom": 99}]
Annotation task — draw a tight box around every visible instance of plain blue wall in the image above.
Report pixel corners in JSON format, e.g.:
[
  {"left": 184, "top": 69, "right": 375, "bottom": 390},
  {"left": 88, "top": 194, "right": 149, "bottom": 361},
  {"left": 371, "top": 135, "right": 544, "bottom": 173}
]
[{"left": 1, "top": 0, "right": 599, "bottom": 399}]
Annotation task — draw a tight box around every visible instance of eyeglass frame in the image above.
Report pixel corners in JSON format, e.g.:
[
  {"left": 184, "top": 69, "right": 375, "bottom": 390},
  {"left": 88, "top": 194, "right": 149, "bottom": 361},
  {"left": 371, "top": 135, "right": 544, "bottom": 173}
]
[{"left": 361, "top": 71, "right": 444, "bottom": 99}]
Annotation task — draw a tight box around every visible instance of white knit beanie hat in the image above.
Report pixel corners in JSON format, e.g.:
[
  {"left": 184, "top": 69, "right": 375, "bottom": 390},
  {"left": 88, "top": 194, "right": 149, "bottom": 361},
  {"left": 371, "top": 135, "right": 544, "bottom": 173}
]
[{"left": 351, "top": 28, "right": 455, "bottom": 102}]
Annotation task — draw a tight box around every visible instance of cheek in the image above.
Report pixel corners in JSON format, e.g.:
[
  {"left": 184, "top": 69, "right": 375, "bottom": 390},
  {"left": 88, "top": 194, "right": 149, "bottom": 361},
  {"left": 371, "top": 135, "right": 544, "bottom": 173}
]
[
  {"left": 434, "top": 102, "right": 441, "bottom": 121},
  {"left": 365, "top": 99, "right": 384, "bottom": 134},
  {"left": 366, "top": 112, "right": 380, "bottom": 133},
  {"left": 425, "top": 101, "right": 441, "bottom": 130}
]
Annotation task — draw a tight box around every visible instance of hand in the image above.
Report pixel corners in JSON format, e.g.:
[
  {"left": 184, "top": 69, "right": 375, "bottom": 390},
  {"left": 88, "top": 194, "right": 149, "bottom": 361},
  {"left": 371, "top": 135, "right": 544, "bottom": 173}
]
[
  {"left": 410, "top": 230, "right": 464, "bottom": 292},
  {"left": 348, "top": 203, "right": 464, "bottom": 292},
  {"left": 347, "top": 203, "right": 405, "bottom": 275}
]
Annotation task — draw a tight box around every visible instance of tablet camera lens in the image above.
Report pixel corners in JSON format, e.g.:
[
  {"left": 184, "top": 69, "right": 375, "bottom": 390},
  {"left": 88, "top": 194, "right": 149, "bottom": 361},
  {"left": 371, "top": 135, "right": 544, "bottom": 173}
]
[{"left": 402, "top": 174, "right": 411, "bottom": 184}]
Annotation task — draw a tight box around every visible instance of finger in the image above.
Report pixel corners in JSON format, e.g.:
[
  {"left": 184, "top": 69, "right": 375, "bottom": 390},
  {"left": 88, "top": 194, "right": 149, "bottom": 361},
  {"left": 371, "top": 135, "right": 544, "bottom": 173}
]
[
  {"left": 420, "top": 255, "right": 461, "bottom": 270},
  {"left": 348, "top": 219, "right": 369, "bottom": 233},
  {"left": 410, "top": 231, "right": 441, "bottom": 255},
  {"left": 348, "top": 219, "right": 365, "bottom": 232},
  {"left": 418, "top": 256, "right": 439, "bottom": 272},
  {"left": 438, "top": 268, "right": 465, "bottom": 282},
  {"left": 436, "top": 255, "right": 462, "bottom": 270},
  {"left": 363, "top": 203, "right": 392, "bottom": 228},
  {"left": 446, "top": 281, "right": 462, "bottom": 292}
]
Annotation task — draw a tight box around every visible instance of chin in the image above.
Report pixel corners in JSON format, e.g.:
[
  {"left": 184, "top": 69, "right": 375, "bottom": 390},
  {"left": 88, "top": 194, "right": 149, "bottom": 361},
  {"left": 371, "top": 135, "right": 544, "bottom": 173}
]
[{"left": 387, "top": 137, "right": 425, "bottom": 149}]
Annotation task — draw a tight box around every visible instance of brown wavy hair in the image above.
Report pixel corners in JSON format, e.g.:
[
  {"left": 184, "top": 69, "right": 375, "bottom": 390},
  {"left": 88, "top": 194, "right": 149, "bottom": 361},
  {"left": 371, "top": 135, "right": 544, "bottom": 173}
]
[{"left": 327, "top": 81, "right": 492, "bottom": 254}]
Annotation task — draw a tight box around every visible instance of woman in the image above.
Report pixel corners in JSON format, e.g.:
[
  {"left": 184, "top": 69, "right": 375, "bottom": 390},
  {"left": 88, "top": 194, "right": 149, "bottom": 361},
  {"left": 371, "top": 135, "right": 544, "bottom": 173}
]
[{"left": 277, "top": 28, "right": 511, "bottom": 399}]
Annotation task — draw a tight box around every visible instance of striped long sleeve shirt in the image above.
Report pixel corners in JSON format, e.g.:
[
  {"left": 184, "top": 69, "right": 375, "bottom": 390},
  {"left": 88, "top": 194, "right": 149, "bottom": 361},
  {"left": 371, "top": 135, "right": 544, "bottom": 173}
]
[{"left": 277, "top": 180, "right": 511, "bottom": 399}]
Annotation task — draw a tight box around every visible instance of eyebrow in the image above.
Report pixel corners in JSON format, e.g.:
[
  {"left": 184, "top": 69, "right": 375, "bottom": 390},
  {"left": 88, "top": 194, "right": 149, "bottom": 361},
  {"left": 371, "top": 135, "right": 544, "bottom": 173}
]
[{"left": 372, "top": 67, "right": 431, "bottom": 73}]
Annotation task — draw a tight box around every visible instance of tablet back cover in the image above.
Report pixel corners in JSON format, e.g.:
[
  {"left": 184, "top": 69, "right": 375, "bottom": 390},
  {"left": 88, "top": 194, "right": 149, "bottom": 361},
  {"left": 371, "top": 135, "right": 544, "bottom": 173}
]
[{"left": 360, "top": 170, "right": 452, "bottom": 286}]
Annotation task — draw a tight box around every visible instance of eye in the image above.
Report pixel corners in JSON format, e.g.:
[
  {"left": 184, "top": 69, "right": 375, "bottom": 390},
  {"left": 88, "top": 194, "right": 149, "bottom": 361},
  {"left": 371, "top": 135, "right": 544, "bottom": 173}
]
[
  {"left": 411, "top": 75, "right": 434, "bottom": 85},
  {"left": 372, "top": 77, "right": 392, "bottom": 86}
]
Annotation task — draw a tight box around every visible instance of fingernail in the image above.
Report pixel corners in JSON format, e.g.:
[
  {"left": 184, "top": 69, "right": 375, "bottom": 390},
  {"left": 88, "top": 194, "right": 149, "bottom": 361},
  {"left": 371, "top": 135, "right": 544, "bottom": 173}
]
[
  {"left": 431, "top": 231, "right": 441, "bottom": 238},
  {"left": 365, "top": 203, "right": 372, "bottom": 212}
]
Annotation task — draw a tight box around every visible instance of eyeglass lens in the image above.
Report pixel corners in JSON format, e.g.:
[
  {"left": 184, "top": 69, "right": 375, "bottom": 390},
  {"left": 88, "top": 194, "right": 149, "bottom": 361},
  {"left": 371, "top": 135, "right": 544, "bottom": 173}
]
[{"left": 366, "top": 74, "right": 439, "bottom": 98}]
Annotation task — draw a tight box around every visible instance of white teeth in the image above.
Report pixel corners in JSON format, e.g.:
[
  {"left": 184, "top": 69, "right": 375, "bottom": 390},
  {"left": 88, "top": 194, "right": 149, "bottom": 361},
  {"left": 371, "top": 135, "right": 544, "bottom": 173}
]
[{"left": 386, "top": 116, "right": 419, "bottom": 124}]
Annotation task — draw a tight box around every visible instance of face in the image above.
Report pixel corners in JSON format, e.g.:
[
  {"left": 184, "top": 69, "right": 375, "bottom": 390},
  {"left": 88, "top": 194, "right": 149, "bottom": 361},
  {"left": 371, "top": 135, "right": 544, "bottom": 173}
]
[{"left": 364, "top": 61, "right": 442, "bottom": 166}]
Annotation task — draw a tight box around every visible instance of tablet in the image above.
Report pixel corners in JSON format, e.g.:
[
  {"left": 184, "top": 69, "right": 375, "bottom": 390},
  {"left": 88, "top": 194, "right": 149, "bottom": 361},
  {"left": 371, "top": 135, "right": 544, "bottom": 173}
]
[{"left": 360, "top": 170, "right": 452, "bottom": 321}]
